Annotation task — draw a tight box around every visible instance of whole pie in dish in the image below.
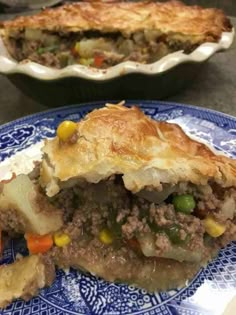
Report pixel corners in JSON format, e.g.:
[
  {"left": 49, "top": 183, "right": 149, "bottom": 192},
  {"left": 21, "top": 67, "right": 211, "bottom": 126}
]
[
  {"left": 0, "top": 1, "right": 232, "bottom": 69},
  {"left": 0, "top": 102, "right": 236, "bottom": 308}
]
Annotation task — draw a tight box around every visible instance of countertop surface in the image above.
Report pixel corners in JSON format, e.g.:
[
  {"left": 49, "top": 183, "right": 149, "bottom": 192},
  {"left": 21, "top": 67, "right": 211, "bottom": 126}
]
[{"left": 0, "top": 16, "right": 235, "bottom": 125}]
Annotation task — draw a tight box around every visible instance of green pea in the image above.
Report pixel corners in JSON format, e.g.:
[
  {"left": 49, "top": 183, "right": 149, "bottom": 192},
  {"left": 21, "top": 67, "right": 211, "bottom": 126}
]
[
  {"left": 108, "top": 209, "right": 123, "bottom": 237},
  {"left": 148, "top": 219, "right": 162, "bottom": 233},
  {"left": 165, "top": 224, "right": 190, "bottom": 245},
  {"left": 172, "top": 194, "right": 196, "bottom": 214},
  {"left": 37, "top": 45, "right": 59, "bottom": 55}
]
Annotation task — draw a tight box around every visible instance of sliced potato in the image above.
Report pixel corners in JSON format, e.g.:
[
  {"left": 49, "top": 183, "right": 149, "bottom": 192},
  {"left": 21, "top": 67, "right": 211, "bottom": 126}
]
[
  {"left": 78, "top": 38, "right": 114, "bottom": 58},
  {"left": 221, "top": 196, "right": 236, "bottom": 220},
  {"left": 0, "top": 174, "right": 63, "bottom": 235},
  {"left": 137, "top": 232, "right": 202, "bottom": 263},
  {"left": 25, "top": 29, "right": 59, "bottom": 46},
  {"left": 0, "top": 255, "right": 55, "bottom": 308},
  {"left": 25, "top": 28, "right": 43, "bottom": 41},
  {"left": 136, "top": 185, "right": 176, "bottom": 204}
]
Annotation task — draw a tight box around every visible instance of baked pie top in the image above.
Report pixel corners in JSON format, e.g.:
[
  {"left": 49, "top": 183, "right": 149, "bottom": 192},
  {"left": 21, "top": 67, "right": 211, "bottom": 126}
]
[
  {"left": 1, "top": 1, "right": 232, "bottom": 43},
  {"left": 40, "top": 102, "right": 236, "bottom": 197}
]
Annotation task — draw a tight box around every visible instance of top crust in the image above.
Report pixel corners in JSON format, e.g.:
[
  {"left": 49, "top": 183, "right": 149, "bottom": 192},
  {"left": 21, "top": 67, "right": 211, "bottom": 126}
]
[
  {"left": 40, "top": 102, "right": 236, "bottom": 197},
  {"left": 1, "top": 1, "right": 232, "bottom": 42}
]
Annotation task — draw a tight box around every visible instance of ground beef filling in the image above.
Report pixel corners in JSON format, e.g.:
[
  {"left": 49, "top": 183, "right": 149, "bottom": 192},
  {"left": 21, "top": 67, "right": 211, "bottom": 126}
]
[
  {"left": 49, "top": 179, "right": 236, "bottom": 272},
  {"left": 1, "top": 176, "right": 235, "bottom": 292},
  {"left": 5, "top": 29, "right": 197, "bottom": 69},
  {"left": 0, "top": 208, "right": 28, "bottom": 236}
]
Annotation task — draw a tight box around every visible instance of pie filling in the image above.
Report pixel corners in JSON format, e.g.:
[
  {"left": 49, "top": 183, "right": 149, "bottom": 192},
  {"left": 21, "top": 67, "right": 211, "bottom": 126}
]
[
  {"left": 2, "top": 170, "right": 236, "bottom": 290},
  {"left": 49, "top": 176, "right": 236, "bottom": 265},
  {"left": 0, "top": 157, "right": 236, "bottom": 308},
  {"left": 5, "top": 29, "right": 198, "bottom": 69},
  {"left": 0, "top": 175, "right": 236, "bottom": 263}
]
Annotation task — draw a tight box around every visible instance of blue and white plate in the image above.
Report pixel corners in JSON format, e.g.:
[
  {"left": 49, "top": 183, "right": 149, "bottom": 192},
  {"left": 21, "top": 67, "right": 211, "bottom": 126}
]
[{"left": 0, "top": 101, "right": 236, "bottom": 315}]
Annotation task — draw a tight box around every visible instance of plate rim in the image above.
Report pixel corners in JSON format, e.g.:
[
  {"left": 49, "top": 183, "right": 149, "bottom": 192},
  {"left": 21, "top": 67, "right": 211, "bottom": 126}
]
[
  {"left": 1, "top": 100, "right": 236, "bottom": 315},
  {"left": 0, "top": 100, "right": 235, "bottom": 133}
]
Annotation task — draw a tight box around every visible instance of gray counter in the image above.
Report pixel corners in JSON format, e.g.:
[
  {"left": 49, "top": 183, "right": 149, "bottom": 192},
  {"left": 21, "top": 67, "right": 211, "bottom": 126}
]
[{"left": 0, "top": 17, "right": 235, "bottom": 125}]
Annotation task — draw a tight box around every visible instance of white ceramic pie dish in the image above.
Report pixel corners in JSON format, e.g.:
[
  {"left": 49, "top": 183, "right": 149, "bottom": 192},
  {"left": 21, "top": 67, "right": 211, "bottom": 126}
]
[
  {"left": 0, "top": 30, "right": 234, "bottom": 81},
  {"left": 0, "top": 29, "right": 234, "bottom": 105},
  {"left": 0, "top": 0, "right": 62, "bottom": 9}
]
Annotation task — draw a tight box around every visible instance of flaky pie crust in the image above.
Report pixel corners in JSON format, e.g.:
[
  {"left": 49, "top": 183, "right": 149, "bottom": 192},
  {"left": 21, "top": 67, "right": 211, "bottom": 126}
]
[
  {"left": 1, "top": 1, "right": 232, "bottom": 43},
  {"left": 40, "top": 102, "right": 236, "bottom": 197}
]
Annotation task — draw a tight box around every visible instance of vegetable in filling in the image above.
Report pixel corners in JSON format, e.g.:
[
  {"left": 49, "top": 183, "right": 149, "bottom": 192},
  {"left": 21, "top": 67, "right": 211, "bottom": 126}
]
[
  {"left": 5, "top": 29, "right": 197, "bottom": 69},
  {"left": 47, "top": 177, "right": 236, "bottom": 267}
]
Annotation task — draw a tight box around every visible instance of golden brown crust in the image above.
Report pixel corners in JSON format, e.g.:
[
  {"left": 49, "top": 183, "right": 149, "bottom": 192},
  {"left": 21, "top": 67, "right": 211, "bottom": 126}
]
[
  {"left": 1, "top": 1, "right": 232, "bottom": 43},
  {"left": 40, "top": 102, "right": 236, "bottom": 197}
]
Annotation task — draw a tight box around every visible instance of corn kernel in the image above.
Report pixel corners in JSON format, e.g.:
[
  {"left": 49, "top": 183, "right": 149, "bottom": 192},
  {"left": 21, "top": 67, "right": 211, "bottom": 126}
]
[
  {"left": 203, "top": 216, "right": 226, "bottom": 238},
  {"left": 79, "top": 58, "right": 94, "bottom": 66},
  {"left": 57, "top": 121, "right": 77, "bottom": 142},
  {"left": 54, "top": 233, "right": 71, "bottom": 247},
  {"left": 99, "top": 228, "right": 113, "bottom": 245}
]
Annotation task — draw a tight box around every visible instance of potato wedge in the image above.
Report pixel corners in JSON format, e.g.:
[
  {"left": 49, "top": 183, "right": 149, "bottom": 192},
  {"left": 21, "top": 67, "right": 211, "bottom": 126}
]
[{"left": 0, "top": 174, "right": 63, "bottom": 235}]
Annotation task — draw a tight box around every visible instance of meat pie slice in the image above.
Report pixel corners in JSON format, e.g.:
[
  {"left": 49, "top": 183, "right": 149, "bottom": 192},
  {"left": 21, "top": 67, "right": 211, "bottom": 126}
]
[
  {"left": 0, "top": 1, "right": 232, "bottom": 68},
  {"left": 0, "top": 102, "right": 235, "bottom": 307},
  {"left": 39, "top": 102, "right": 236, "bottom": 291}
]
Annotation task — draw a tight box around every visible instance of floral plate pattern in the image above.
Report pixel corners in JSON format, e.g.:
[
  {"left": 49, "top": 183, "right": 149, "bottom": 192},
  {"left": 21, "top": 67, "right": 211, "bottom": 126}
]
[{"left": 0, "top": 101, "right": 236, "bottom": 315}]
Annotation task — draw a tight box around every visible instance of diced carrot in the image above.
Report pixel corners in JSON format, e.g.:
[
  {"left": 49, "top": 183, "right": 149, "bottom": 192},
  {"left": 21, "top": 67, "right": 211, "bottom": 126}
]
[
  {"left": 126, "top": 237, "right": 141, "bottom": 253},
  {"left": 71, "top": 47, "right": 78, "bottom": 57},
  {"left": 94, "top": 54, "right": 104, "bottom": 68},
  {"left": 25, "top": 233, "right": 53, "bottom": 254}
]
